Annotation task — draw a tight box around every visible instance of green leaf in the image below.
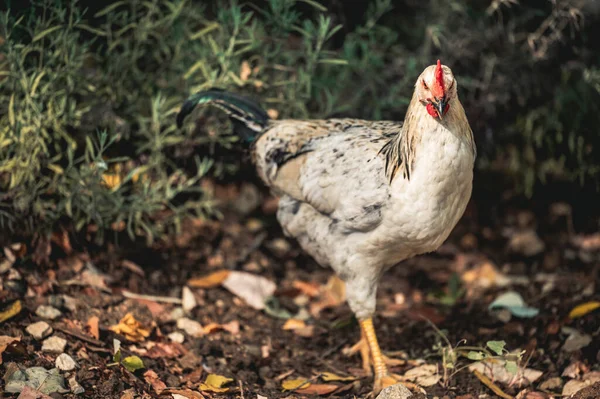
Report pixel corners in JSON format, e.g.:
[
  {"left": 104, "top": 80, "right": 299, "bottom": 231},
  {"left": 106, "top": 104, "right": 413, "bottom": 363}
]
[
  {"left": 505, "top": 360, "right": 518, "bottom": 375},
  {"left": 467, "top": 351, "right": 485, "bottom": 360},
  {"left": 113, "top": 348, "right": 122, "bottom": 364},
  {"left": 486, "top": 340, "right": 506, "bottom": 356},
  {"left": 121, "top": 356, "right": 145, "bottom": 372}
]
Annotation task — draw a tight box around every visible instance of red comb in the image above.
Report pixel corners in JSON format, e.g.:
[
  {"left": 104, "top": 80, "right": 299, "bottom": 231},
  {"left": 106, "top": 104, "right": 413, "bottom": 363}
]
[{"left": 435, "top": 59, "right": 445, "bottom": 92}]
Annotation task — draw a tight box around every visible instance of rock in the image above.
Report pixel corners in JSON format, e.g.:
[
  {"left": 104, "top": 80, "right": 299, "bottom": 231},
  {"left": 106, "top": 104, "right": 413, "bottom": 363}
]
[
  {"left": 376, "top": 383, "right": 413, "bottom": 399},
  {"left": 26, "top": 321, "right": 53, "bottom": 340},
  {"left": 41, "top": 336, "right": 67, "bottom": 353},
  {"left": 176, "top": 317, "right": 203, "bottom": 337},
  {"left": 168, "top": 331, "right": 185, "bottom": 344},
  {"left": 35, "top": 305, "right": 62, "bottom": 320},
  {"left": 55, "top": 354, "right": 78, "bottom": 371},
  {"left": 68, "top": 376, "right": 85, "bottom": 395},
  {"left": 5, "top": 366, "right": 68, "bottom": 394},
  {"left": 182, "top": 287, "right": 196, "bottom": 313},
  {"left": 170, "top": 307, "right": 185, "bottom": 321}
]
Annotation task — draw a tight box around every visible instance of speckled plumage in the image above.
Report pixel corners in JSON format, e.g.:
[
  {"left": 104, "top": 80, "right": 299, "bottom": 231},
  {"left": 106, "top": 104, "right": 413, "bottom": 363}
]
[{"left": 178, "top": 63, "right": 476, "bottom": 320}]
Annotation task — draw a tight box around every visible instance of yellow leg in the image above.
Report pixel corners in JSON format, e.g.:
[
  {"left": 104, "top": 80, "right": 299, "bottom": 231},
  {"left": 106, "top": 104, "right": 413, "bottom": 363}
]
[{"left": 360, "top": 318, "right": 401, "bottom": 395}]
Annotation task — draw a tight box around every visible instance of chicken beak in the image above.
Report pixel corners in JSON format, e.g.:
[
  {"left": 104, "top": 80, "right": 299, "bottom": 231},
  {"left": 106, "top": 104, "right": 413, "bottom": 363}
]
[{"left": 434, "top": 97, "right": 447, "bottom": 120}]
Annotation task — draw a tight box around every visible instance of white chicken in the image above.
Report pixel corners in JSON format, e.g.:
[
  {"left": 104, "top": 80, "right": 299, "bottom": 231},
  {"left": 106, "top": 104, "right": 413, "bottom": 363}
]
[{"left": 177, "top": 60, "right": 476, "bottom": 393}]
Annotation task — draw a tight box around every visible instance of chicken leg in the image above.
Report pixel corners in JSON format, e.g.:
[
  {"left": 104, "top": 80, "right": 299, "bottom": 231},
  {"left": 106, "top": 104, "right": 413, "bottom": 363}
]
[{"left": 345, "top": 318, "right": 404, "bottom": 394}]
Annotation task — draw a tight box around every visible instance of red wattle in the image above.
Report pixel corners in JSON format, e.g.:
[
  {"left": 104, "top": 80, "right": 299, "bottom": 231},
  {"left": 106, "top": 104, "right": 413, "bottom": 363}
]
[{"left": 426, "top": 103, "right": 438, "bottom": 118}]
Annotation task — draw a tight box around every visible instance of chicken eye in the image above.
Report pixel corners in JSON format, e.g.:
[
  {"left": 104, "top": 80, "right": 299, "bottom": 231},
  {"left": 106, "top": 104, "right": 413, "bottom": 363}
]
[{"left": 422, "top": 80, "right": 428, "bottom": 90}]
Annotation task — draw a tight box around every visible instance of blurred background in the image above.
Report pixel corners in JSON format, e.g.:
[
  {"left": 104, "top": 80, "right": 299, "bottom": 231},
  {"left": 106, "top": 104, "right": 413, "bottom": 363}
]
[{"left": 1, "top": 0, "right": 600, "bottom": 245}]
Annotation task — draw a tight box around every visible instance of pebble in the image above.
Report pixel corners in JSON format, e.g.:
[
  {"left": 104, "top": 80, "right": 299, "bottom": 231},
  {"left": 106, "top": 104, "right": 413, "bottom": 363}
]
[
  {"left": 170, "top": 307, "right": 185, "bottom": 321},
  {"left": 36, "top": 305, "right": 62, "bottom": 320},
  {"left": 182, "top": 286, "right": 197, "bottom": 313},
  {"left": 68, "top": 376, "right": 85, "bottom": 394},
  {"left": 376, "top": 383, "right": 413, "bottom": 399},
  {"left": 55, "top": 353, "right": 78, "bottom": 371},
  {"left": 26, "top": 321, "right": 53, "bottom": 340},
  {"left": 176, "top": 317, "right": 204, "bottom": 337},
  {"left": 168, "top": 331, "right": 185, "bottom": 344},
  {"left": 42, "top": 336, "right": 67, "bottom": 353}
]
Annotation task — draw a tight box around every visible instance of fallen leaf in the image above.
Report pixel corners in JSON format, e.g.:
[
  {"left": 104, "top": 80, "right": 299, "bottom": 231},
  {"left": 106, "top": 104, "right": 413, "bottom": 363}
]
[
  {"left": 144, "top": 342, "right": 187, "bottom": 359},
  {"left": 143, "top": 370, "right": 166, "bottom": 394},
  {"left": 310, "top": 275, "right": 346, "bottom": 316},
  {"left": 292, "top": 280, "right": 321, "bottom": 297},
  {"left": 561, "top": 327, "right": 592, "bottom": 352},
  {"left": 121, "top": 355, "right": 145, "bottom": 372},
  {"left": 461, "top": 260, "right": 510, "bottom": 291},
  {"left": 187, "top": 270, "right": 231, "bottom": 288},
  {"left": 203, "top": 321, "right": 240, "bottom": 335},
  {"left": 109, "top": 313, "right": 151, "bottom": 342},
  {"left": 119, "top": 389, "right": 136, "bottom": 399},
  {"left": 162, "top": 389, "right": 205, "bottom": 399},
  {"left": 401, "top": 364, "right": 441, "bottom": 387},
  {"left": 16, "top": 386, "right": 53, "bottom": 399},
  {"left": 86, "top": 316, "right": 100, "bottom": 340},
  {"left": 282, "top": 319, "right": 306, "bottom": 330},
  {"left": 468, "top": 359, "right": 543, "bottom": 386},
  {"left": 320, "top": 372, "right": 356, "bottom": 382},
  {"left": 296, "top": 383, "right": 340, "bottom": 395},
  {"left": 562, "top": 361, "right": 588, "bottom": 379},
  {"left": 199, "top": 374, "right": 234, "bottom": 393},
  {"left": 488, "top": 291, "right": 539, "bottom": 318},
  {"left": 282, "top": 378, "right": 311, "bottom": 391},
  {"left": 121, "top": 260, "right": 145, "bottom": 276},
  {"left": 568, "top": 301, "right": 600, "bottom": 319},
  {"left": 222, "top": 271, "right": 276, "bottom": 310},
  {"left": 0, "top": 300, "right": 22, "bottom": 324},
  {"left": 0, "top": 335, "right": 22, "bottom": 364}
]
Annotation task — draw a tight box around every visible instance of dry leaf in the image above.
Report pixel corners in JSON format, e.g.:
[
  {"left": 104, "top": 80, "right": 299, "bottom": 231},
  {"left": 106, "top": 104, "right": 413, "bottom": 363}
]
[
  {"left": 162, "top": 389, "right": 205, "bottom": 399},
  {"left": 119, "top": 389, "right": 136, "bottom": 399},
  {"left": 0, "top": 335, "right": 20, "bottom": 363},
  {"left": 468, "top": 359, "right": 543, "bottom": 386},
  {"left": 568, "top": 301, "right": 600, "bottom": 319},
  {"left": 122, "top": 260, "right": 145, "bottom": 276},
  {"left": 461, "top": 260, "right": 510, "bottom": 291},
  {"left": 16, "top": 386, "right": 54, "bottom": 399},
  {"left": 144, "top": 342, "right": 187, "bottom": 359},
  {"left": 86, "top": 316, "right": 100, "bottom": 340},
  {"left": 143, "top": 370, "right": 167, "bottom": 394},
  {"left": 0, "top": 300, "right": 22, "bottom": 324},
  {"left": 222, "top": 271, "right": 276, "bottom": 310},
  {"left": 203, "top": 321, "right": 240, "bottom": 335},
  {"left": 199, "top": 374, "right": 234, "bottom": 393},
  {"left": 401, "top": 364, "right": 441, "bottom": 387},
  {"left": 292, "top": 280, "right": 321, "bottom": 297},
  {"left": 282, "top": 378, "right": 311, "bottom": 391},
  {"left": 188, "top": 270, "right": 231, "bottom": 288},
  {"left": 320, "top": 372, "right": 356, "bottom": 382},
  {"left": 282, "top": 319, "right": 306, "bottom": 330},
  {"left": 296, "top": 383, "right": 340, "bottom": 395},
  {"left": 310, "top": 275, "right": 346, "bottom": 316},
  {"left": 109, "top": 313, "right": 151, "bottom": 342}
]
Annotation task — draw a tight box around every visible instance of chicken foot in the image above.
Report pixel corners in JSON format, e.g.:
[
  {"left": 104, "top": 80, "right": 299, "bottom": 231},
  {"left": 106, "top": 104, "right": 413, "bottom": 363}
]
[{"left": 344, "top": 318, "right": 406, "bottom": 394}]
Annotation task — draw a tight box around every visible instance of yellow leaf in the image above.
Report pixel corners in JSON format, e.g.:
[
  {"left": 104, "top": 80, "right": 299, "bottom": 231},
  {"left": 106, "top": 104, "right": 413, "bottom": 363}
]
[
  {"left": 320, "top": 372, "right": 356, "bottom": 382},
  {"left": 188, "top": 270, "right": 231, "bottom": 288},
  {"left": 0, "top": 300, "right": 21, "bottom": 324},
  {"left": 282, "top": 378, "right": 311, "bottom": 391},
  {"left": 109, "top": 313, "right": 151, "bottom": 342},
  {"left": 199, "top": 374, "right": 234, "bottom": 393},
  {"left": 282, "top": 319, "right": 306, "bottom": 330},
  {"left": 569, "top": 301, "right": 600, "bottom": 319}
]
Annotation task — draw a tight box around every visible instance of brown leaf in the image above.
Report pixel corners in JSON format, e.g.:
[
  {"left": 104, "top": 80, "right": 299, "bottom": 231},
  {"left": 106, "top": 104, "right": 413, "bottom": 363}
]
[
  {"left": 145, "top": 342, "right": 187, "bottom": 359},
  {"left": 122, "top": 260, "right": 145, "bottom": 276},
  {"left": 162, "top": 389, "right": 205, "bottom": 399},
  {"left": 86, "top": 316, "right": 100, "bottom": 340},
  {"left": 144, "top": 370, "right": 167, "bottom": 394},
  {"left": 310, "top": 275, "right": 346, "bottom": 317},
  {"left": 320, "top": 372, "right": 357, "bottom": 382},
  {"left": 109, "top": 313, "right": 151, "bottom": 342},
  {"left": 296, "top": 383, "right": 340, "bottom": 395},
  {"left": 51, "top": 230, "right": 72, "bottom": 255},
  {"left": 203, "top": 321, "right": 240, "bottom": 335},
  {"left": 187, "top": 270, "right": 230, "bottom": 288},
  {"left": 292, "top": 280, "right": 320, "bottom": 297},
  {"left": 282, "top": 319, "right": 306, "bottom": 330},
  {"left": 17, "top": 386, "right": 54, "bottom": 399},
  {"left": 0, "top": 335, "right": 20, "bottom": 364}
]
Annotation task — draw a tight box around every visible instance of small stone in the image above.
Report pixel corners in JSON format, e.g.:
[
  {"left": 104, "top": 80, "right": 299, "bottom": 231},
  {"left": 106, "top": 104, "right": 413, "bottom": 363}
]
[
  {"left": 176, "top": 317, "right": 203, "bottom": 337},
  {"left": 26, "top": 321, "right": 53, "bottom": 340},
  {"left": 42, "top": 336, "right": 67, "bottom": 353},
  {"left": 55, "top": 354, "right": 78, "bottom": 371},
  {"left": 68, "top": 376, "right": 85, "bottom": 394},
  {"left": 376, "top": 383, "right": 413, "bottom": 399},
  {"left": 182, "top": 287, "right": 196, "bottom": 313},
  {"left": 36, "top": 305, "right": 62, "bottom": 320},
  {"left": 170, "top": 307, "right": 185, "bottom": 321},
  {"left": 168, "top": 331, "right": 185, "bottom": 344}
]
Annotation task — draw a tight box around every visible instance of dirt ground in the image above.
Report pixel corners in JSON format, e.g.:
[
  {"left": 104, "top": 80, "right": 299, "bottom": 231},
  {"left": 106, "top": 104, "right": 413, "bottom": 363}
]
[{"left": 1, "top": 181, "right": 599, "bottom": 399}]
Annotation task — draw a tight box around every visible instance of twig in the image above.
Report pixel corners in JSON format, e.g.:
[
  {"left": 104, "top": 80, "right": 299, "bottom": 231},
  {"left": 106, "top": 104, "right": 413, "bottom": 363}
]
[
  {"left": 56, "top": 326, "right": 104, "bottom": 346},
  {"left": 121, "top": 290, "right": 182, "bottom": 304},
  {"left": 472, "top": 369, "right": 513, "bottom": 399}
]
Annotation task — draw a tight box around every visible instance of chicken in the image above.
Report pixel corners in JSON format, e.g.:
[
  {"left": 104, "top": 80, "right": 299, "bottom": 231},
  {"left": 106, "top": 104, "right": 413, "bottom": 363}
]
[{"left": 177, "top": 60, "right": 476, "bottom": 394}]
